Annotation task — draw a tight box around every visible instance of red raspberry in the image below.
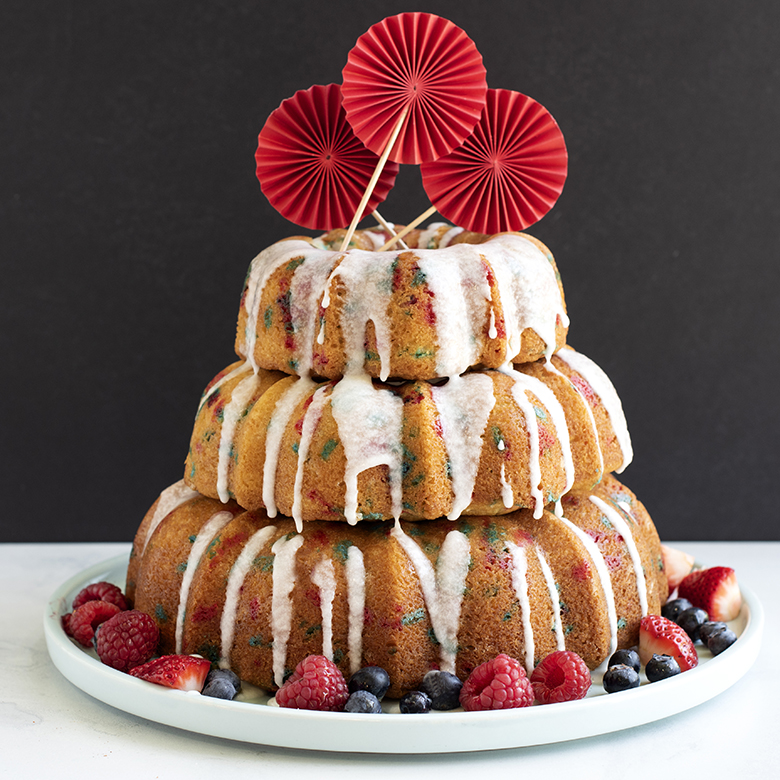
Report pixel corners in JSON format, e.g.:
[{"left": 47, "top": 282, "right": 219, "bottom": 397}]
[
  {"left": 459, "top": 653, "right": 534, "bottom": 711},
  {"left": 275, "top": 655, "right": 349, "bottom": 711},
  {"left": 96, "top": 609, "right": 160, "bottom": 672},
  {"left": 73, "top": 581, "right": 129, "bottom": 611},
  {"left": 530, "top": 650, "right": 592, "bottom": 704},
  {"left": 69, "top": 600, "right": 122, "bottom": 647},
  {"left": 61, "top": 612, "right": 74, "bottom": 637}
]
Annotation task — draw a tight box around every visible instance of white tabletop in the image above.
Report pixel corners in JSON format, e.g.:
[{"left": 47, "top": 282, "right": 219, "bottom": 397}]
[{"left": 3, "top": 541, "right": 778, "bottom": 778}]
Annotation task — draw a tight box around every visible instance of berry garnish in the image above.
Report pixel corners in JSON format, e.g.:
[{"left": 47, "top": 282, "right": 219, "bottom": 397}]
[
  {"left": 68, "top": 600, "right": 122, "bottom": 648},
  {"left": 344, "top": 690, "right": 383, "bottom": 713},
  {"left": 459, "top": 653, "right": 534, "bottom": 711},
  {"left": 607, "top": 648, "right": 641, "bottom": 673},
  {"left": 530, "top": 650, "right": 591, "bottom": 704},
  {"left": 95, "top": 609, "right": 160, "bottom": 672},
  {"left": 699, "top": 621, "right": 728, "bottom": 647},
  {"left": 348, "top": 666, "right": 390, "bottom": 700},
  {"left": 706, "top": 626, "right": 737, "bottom": 656},
  {"left": 129, "top": 654, "right": 211, "bottom": 692},
  {"left": 202, "top": 668, "right": 242, "bottom": 700},
  {"left": 72, "top": 581, "right": 129, "bottom": 611},
  {"left": 638, "top": 614, "right": 698, "bottom": 672},
  {"left": 275, "top": 655, "right": 349, "bottom": 711},
  {"left": 678, "top": 566, "right": 742, "bottom": 622},
  {"left": 399, "top": 691, "right": 431, "bottom": 714},
  {"left": 61, "top": 612, "right": 74, "bottom": 637},
  {"left": 419, "top": 670, "right": 463, "bottom": 710},
  {"left": 677, "top": 606, "right": 709, "bottom": 642},
  {"left": 602, "top": 664, "right": 640, "bottom": 693},
  {"left": 645, "top": 653, "right": 681, "bottom": 682},
  {"left": 661, "top": 597, "right": 693, "bottom": 623},
  {"left": 660, "top": 544, "right": 695, "bottom": 591}
]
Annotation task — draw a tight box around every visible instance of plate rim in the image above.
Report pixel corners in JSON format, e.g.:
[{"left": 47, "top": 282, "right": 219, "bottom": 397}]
[{"left": 44, "top": 552, "right": 765, "bottom": 754}]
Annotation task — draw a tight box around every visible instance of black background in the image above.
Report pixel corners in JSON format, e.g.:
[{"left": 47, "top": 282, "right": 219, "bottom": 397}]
[{"left": 3, "top": 1, "right": 779, "bottom": 542}]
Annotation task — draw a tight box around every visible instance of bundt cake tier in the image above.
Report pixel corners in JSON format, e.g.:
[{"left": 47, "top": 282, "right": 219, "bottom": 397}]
[
  {"left": 183, "top": 346, "right": 631, "bottom": 525},
  {"left": 126, "top": 475, "right": 667, "bottom": 698},
  {"left": 235, "top": 227, "right": 568, "bottom": 381}
]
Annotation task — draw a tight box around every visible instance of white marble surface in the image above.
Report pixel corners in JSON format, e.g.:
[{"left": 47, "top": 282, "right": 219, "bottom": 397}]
[{"left": 3, "top": 541, "right": 778, "bottom": 778}]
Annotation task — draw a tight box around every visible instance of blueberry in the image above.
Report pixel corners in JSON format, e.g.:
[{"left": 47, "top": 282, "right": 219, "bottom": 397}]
[
  {"left": 699, "top": 621, "right": 728, "bottom": 647},
  {"left": 419, "top": 670, "right": 463, "bottom": 710},
  {"left": 707, "top": 627, "right": 737, "bottom": 656},
  {"left": 205, "top": 668, "right": 242, "bottom": 693},
  {"left": 661, "top": 598, "right": 693, "bottom": 623},
  {"left": 399, "top": 691, "right": 432, "bottom": 714},
  {"left": 348, "top": 666, "right": 391, "bottom": 700},
  {"left": 603, "top": 664, "right": 640, "bottom": 693},
  {"left": 202, "top": 676, "right": 238, "bottom": 700},
  {"left": 607, "top": 648, "right": 641, "bottom": 673},
  {"left": 344, "top": 690, "right": 383, "bottom": 714},
  {"left": 645, "top": 653, "right": 681, "bottom": 682},
  {"left": 677, "top": 607, "right": 709, "bottom": 641}
]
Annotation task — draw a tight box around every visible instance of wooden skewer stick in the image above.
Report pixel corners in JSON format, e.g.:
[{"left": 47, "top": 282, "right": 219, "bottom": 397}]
[
  {"left": 378, "top": 205, "right": 438, "bottom": 251},
  {"left": 339, "top": 106, "right": 409, "bottom": 253},
  {"left": 371, "top": 210, "right": 408, "bottom": 250}
]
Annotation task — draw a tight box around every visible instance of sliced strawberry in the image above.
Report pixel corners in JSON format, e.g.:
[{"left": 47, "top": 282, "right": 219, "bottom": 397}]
[
  {"left": 678, "top": 566, "right": 742, "bottom": 622},
  {"left": 129, "top": 655, "right": 211, "bottom": 692},
  {"left": 660, "top": 544, "right": 695, "bottom": 591},
  {"left": 638, "top": 615, "right": 698, "bottom": 671}
]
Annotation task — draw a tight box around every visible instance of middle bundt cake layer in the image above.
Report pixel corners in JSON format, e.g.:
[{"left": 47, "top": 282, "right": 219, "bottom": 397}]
[
  {"left": 126, "top": 475, "right": 667, "bottom": 698},
  {"left": 184, "top": 345, "right": 632, "bottom": 525}
]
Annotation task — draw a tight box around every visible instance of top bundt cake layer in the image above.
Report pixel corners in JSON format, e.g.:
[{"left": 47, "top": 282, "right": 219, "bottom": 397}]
[
  {"left": 126, "top": 475, "right": 666, "bottom": 698},
  {"left": 234, "top": 226, "right": 568, "bottom": 381}
]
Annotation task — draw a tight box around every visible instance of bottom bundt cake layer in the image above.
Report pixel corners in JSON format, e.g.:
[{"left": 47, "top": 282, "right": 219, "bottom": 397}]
[{"left": 126, "top": 475, "right": 667, "bottom": 698}]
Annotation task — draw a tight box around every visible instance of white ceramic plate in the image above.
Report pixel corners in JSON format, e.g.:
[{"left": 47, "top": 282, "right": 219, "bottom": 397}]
[{"left": 44, "top": 553, "right": 763, "bottom": 754}]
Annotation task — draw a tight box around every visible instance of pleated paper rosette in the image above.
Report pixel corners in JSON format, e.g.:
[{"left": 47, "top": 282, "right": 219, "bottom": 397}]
[
  {"left": 421, "top": 88, "right": 568, "bottom": 234},
  {"left": 341, "top": 12, "right": 488, "bottom": 165},
  {"left": 255, "top": 83, "right": 399, "bottom": 231}
]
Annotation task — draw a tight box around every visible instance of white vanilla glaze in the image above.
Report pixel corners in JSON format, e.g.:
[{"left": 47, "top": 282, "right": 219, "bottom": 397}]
[
  {"left": 345, "top": 545, "right": 366, "bottom": 675},
  {"left": 391, "top": 524, "right": 471, "bottom": 673},
  {"left": 555, "top": 346, "right": 633, "bottom": 472},
  {"left": 291, "top": 384, "right": 331, "bottom": 530},
  {"left": 196, "top": 361, "right": 253, "bottom": 416},
  {"left": 430, "top": 373, "right": 496, "bottom": 518},
  {"left": 217, "top": 371, "right": 261, "bottom": 503},
  {"left": 506, "top": 541, "right": 535, "bottom": 673},
  {"left": 329, "top": 374, "right": 403, "bottom": 523},
  {"left": 271, "top": 533, "right": 305, "bottom": 687},
  {"left": 322, "top": 249, "right": 396, "bottom": 380},
  {"left": 499, "top": 366, "right": 574, "bottom": 517},
  {"left": 263, "top": 377, "right": 316, "bottom": 517},
  {"left": 239, "top": 231, "right": 566, "bottom": 378},
  {"left": 535, "top": 547, "right": 566, "bottom": 651},
  {"left": 416, "top": 246, "right": 492, "bottom": 377},
  {"left": 439, "top": 225, "right": 465, "bottom": 247},
  {"left": 590, "top": 495, "right": 649, "bottom": 615},
  {"left": 218, "top": 524, "right": 278, "bottom": 669},
  {"left": 311, "top": 558, "right": 337, "bottom": 661},
  {"left": 499, "top": 462, "right": 513, "bottom": 509},
  {"left": 558, "top": 515, "right": 619, "bottom": 663},
  {"left": 543, "top": 357, "right": 604, "bottom": 477},
  {"left": 174, "top": 510, "right": 234, "bottom": 654},
  {"left": 141, "top": 480, "right": 199, "bottom": 556}
]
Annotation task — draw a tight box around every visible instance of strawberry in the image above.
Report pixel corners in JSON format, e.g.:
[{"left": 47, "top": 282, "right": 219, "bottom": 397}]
[
  {"left": 129, "top": 655, "right": 211, "bottom": 692},
  {"left": 638, "top": 615, "right": 698, "bottom": 671},
  {"left": 678, "top": 566, "right": 742, "bottom": 622},
  {"left": 660, "top": 544, "right": 695, "bottom": 591}
]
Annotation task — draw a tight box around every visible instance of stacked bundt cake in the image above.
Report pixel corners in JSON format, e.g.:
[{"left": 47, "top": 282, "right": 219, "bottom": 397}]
[{"left": 127, "top": 225, "right": 668, "bottom": 697}]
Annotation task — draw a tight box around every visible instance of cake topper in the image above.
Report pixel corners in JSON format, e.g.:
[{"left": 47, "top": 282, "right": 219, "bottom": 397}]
[
  {"left": 420, "top": 89, "right": 568, "bottom": 234},
  {"left": 255, "top": 83, "right": 399, "bottom": 231},
  {"left": 254, "top": 14, "right": 567, "bottom": 242}
]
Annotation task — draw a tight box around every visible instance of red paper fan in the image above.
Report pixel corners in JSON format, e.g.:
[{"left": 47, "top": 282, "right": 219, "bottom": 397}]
[
  {"left": 420, "top": 89, "right": 568, "bottom": 233},
  {"left": 341, "top": 12, "right": 488, "bottom": 165},
  {"left": 255, "top": 83, "right": 399, "bottom": 231}
]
